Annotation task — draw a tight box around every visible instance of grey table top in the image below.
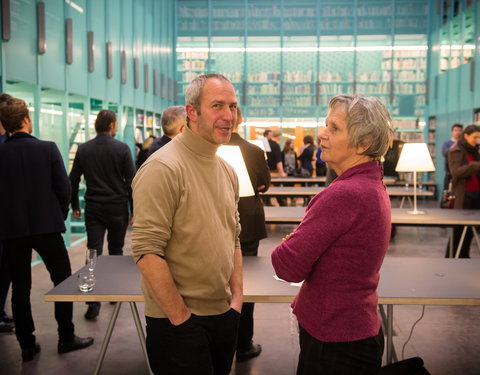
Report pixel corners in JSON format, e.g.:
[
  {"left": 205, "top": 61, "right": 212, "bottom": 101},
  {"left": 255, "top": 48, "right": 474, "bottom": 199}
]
[
  {"left": 45, "top": 256, "right": 480, "bottom": 306},
  {"left": 264, "top": 207, "right": 480, "bottom": 226},
  {"left": 261, "top": 186, "right": 433, "bottom": 197},
  {"left": 271, "top": 176, "right": 398, "bottom": 185}
]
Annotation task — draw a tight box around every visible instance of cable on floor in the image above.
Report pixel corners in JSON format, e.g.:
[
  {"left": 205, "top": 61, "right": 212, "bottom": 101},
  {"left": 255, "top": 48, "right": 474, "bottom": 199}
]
[{"left": 401, "top": 305, "right": 426, "bottom": 360}]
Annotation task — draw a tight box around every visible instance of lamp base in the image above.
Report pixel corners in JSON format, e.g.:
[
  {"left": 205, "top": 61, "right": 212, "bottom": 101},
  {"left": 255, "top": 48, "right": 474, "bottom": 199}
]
[{"left": 407, "top": 209, "right": 427, "bottom": 215}]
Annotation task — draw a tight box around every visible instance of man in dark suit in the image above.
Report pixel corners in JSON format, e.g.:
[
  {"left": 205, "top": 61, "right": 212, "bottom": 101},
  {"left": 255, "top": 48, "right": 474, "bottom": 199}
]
[
  {"left": 148, "top": 105, "right": 186, "bottom": 156},
  {"left": 0, "top": 94, "right": 93, "bottom": 361},
  {"left": 0, "top": 103, "right": 14, "bottom": 334},
  {"left": 228, "top": 108, "right": 271, "bottom": 362},
  {"left": 70, "top": 110, "right": 135, "bottom": 320}
]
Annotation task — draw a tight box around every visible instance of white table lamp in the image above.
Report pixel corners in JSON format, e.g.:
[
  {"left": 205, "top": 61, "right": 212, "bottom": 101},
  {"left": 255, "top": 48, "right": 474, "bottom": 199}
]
[
  {"left": 248, "top": 139, "right": 268, "bottom": 160},
  {"left": 395, "top": 143, "right": 435, "bottom": 214},
  {"left": 248, "top": 139, "right": 265, "bottom": 151},
  {"left": 261, "top": 137, "right": 272, "bottom": 152},
  {"left": 217, "top": 145, "right": 255, "bottom": 197}
]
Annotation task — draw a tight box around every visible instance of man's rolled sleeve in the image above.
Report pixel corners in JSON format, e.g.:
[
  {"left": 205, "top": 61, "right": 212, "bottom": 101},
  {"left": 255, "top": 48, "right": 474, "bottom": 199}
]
[{"left": 131, "top": 160, "right": 180, "bottom": 263}]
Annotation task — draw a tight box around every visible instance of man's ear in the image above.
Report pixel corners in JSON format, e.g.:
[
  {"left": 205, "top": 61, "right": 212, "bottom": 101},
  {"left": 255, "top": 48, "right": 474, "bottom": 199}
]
[{"left": 186, "top": 104, "right": 198, "bottom": 124}]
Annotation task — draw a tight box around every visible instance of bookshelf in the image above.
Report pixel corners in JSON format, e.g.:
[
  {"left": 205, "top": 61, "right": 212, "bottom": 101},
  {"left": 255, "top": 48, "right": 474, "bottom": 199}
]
[
  {"left": 474, "top": 109, "right": 480, "bottom": 125},
  {"left": 175, "top": 0, "right": 429, "bottom": 126},
  {"left": 427, "top": 116, "right": 437, "bottom": 180},
  {"left": 438, "top": 5, "right": 475, "bottom": 73}
]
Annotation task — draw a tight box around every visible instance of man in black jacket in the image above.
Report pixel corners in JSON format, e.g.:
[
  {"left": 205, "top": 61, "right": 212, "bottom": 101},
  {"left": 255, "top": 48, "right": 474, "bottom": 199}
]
[
  {"left": 228, "top": 108, "right": 271, "bottom": 362},
  {"left": 0, "top": 99, "right": 14, "bottom": 334},
  {"left": 148, "top": 105, "right": 186, "bottom": 156},
  {"left": 70, "top": 110, "right": 135, "bottom": 320},
  {"left": 0, "top": 94, "right": 93, "bottom": 361}
]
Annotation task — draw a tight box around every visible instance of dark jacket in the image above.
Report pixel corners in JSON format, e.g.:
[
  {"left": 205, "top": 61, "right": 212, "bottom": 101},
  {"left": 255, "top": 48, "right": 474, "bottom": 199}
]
[
  {"left": 298, "top": 144, "right": 315, "bottom": 174},
  {"left": 449, "top": 140, "right": 480, "bottom": 209},
  {"left": 69, "top": 133, "right": 135, "bottom": 211},
  {"left": 266, "top": 139, "right": 282, "bottom": 171},
  {"left": 228, "top": 133, "right": 271, "bottom": 243},
  {"left": 0, "top": 132, "right": 71, "bottom": 240},
  {"left": 149, "top": 135, "right": 172, "bottom": 156}
]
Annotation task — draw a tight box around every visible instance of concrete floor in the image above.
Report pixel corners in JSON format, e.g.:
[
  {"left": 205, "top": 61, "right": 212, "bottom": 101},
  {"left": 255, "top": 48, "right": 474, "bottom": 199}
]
[{"left": 1, "top": 199, "right": 480, "bottom": 374}]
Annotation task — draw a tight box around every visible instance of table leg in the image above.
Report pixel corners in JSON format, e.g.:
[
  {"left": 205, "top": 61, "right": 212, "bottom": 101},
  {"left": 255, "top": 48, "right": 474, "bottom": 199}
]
[
  {"left": 407, "top": 196, "right": 413, "bottom": 208},
  {"left": 379, "top": 305, "right": 397, "bottom": 364},
  {"left": 129, "top": 302, "right": 153, "bottom": 375},
  {"left": 386, "top": 305, "right": 394, "bottom": 365},
  {"left": 93, "top": 302, "right": 122, "bottom": 375},
  {"left": 399, "top": 197, "right": 406, "bottom": 208},
  {"left": 471, "top": 226, "right": 480, "bottom": 256},
  {"left": 449, "top": 228, "right": 454, "bottom": 258},
  {"left": 454, "top": 226, "right": 468, "bottom": 259}
]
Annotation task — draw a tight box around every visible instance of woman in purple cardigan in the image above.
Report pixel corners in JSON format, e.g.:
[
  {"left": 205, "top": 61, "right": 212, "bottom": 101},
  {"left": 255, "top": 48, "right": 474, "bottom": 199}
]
[{"left": 271, "top": 94, "right": 393, "bottom": 375}]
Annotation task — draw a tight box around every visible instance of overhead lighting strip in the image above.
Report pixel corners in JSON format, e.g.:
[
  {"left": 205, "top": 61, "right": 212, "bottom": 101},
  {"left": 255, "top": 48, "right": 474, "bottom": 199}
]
[{"left": 177, "top": 45, "right": 429, "bottom": 53}]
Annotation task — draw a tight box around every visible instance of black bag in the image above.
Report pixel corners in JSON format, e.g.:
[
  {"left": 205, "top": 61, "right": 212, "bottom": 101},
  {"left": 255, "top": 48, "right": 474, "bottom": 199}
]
[
  {"left": 440, "top": 182, "right": 455, "bottom": 209},
  {"left": 380, "top": 357, "right": 431, "bottom": 375},
  {"left": 293, "top": 167, "right": 311, "bottom": 178},
  {"left": 284, "top": 164, "right": 295, "bottom": 176}
]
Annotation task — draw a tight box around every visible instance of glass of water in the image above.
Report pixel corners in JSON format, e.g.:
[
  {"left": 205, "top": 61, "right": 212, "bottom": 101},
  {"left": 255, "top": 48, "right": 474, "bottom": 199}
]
[
  {"left": 78, "top": 272, "right": 95, "bottom": 292},
  {"left": 86, "top": 249, "right": 97, "bottom": 273}
]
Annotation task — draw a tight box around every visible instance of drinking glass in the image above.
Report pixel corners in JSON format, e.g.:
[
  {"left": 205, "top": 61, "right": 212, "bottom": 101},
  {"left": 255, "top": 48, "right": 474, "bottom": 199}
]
[
  {"left": 78, "top": 272, "right": 95, "bottom": 292},
  {"left": 86, "top": 249, "right": 97, "bottom": 273}
]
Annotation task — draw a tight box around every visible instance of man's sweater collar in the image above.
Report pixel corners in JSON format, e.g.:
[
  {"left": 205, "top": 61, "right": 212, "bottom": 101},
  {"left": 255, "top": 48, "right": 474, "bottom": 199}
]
[{"left": 177, "top": 125, "right": 220, "bottom": 158}]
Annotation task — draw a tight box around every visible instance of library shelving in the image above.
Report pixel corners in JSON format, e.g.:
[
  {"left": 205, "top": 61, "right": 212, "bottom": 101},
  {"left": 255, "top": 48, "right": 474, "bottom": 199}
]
[{"left": 175, "top": 0, "right": 430, "bottom": 131}]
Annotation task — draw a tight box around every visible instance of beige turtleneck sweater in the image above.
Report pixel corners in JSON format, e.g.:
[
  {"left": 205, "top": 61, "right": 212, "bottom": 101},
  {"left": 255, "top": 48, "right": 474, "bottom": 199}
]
[{"left": 132, "top": 126, "right": 240, "bottom": 318}]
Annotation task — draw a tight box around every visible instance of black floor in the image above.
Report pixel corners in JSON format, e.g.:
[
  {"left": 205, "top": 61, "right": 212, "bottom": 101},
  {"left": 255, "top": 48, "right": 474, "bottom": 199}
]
[{"left": 1, "top": 200, "right": 480, "bottom": 374}]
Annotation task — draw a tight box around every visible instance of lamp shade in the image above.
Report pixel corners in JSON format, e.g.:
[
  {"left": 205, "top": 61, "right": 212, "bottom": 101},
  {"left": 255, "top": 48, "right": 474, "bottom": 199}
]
[
  {"left": 216, "top": 145, "right": 255, "bottom": 197},
  {"left": 248, "top": 139, "right": 268, "bottom": 160},
  {"left": 248, "top": 139, "right": 265, "bottom": 151},
  {"left": 262, "top": 137, "right": 272, "bottom": 152},
  {"left": 395, "top": 143, "right": 435, "bottom": 172}
]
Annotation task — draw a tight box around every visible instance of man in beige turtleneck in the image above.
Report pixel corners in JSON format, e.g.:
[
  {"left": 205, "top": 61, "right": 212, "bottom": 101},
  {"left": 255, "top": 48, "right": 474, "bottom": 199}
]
[{"left": 132, "top": 74, "right": 243, "bottom": 375}]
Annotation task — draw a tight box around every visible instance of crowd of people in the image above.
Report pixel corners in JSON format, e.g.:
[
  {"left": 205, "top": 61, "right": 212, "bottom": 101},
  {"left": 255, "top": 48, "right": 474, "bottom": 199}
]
[{"left": 1, "top": 72, "right": 470, "bottom": 375}]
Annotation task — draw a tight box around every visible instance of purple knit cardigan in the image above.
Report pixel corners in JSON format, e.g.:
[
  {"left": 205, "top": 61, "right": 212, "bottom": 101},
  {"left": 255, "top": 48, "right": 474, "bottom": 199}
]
[{"left": 271, "top": 161, "right": 391, "bottom": 342}]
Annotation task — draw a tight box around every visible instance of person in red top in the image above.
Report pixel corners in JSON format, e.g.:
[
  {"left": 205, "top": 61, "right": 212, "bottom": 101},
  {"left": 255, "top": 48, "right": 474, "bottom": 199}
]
[
  {"left": 271, "top": 94, "right": 393, "bottom": 375},
  {"left": 447, "top": 124, "right": 480, "bottom": 258}
]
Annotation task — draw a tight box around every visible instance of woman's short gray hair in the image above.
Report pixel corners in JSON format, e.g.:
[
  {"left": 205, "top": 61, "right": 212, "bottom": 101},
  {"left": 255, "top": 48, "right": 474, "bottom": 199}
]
[
  {"left": 185, "top": 73, "right": 231, "bottom": 114},
  {"left": 328, "top": 94, "right": 394, "bottom": 160}
]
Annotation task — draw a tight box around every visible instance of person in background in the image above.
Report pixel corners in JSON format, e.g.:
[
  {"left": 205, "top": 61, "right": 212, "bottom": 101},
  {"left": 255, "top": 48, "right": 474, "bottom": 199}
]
[
  {"left": 0, "top": 97, "right": 14, "bottom": 333},
  {"left": 0, "top": 119, "right": 7, "bottom": 143},
  {"left": 446, "top": 124, "right": 480, "bottom": 258},
  {"left": 382, "top": 137, "right": 404, "bottom": 180},
  {"left": 228, "top": 107, "right": 270, "bottom": 362},
  {"left": 69, "top": 110, "right": 135, "bottom": 320},
  {"left": 0, "top": 94, "right": 93, "bottom": 361},
  {"left": 136, "top": 135, "right": 156, "bottom": 170},
  {"left": 315, "top": 134, "right": 326, "bottom": 177},
  {"left": 298, "top": 135, "right": 315, "bottom": 177},
  {"left": 272, "top": 94, "right": 393, "bottom": 375},
  {"left": 442, "top": 123, "right": 463, "bottom": 190},
  {"left": 282, "top": 138, "right": 298, "bottom": 177},
  {"left": 264, "top": 129, "right": 287, "bottom": 177},
  {"left": 132, "top": 74, "right": 242, "bottom": 375},
  {"left": 279, "top": 138, "right": 298, "bottom": 206},
  {"left": 148, "top": 105, "right": 186, "bottom": 155}
]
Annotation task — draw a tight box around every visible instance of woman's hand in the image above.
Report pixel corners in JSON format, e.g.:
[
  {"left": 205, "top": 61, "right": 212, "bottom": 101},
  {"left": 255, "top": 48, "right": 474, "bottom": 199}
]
[{"left": 282, "top": 232, "right": 295, "bottom": 242}]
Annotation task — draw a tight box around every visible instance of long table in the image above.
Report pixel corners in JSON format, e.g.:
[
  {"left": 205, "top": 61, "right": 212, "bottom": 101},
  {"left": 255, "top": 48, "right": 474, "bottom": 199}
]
[
  {"left": 45, "top": 256, "right": 480, "bottom": 372},
  {"left": 264, "top": 206, "right": 480, "bottom": 258},
  {"left": 270, "top": 176, "right": 397, "bottom": 186},
  {"left": 262, "top": 186, "right": 433, "bottom": 197},
  {"left": 261, "top": 186, "right": 433, "bottom": 208}
]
